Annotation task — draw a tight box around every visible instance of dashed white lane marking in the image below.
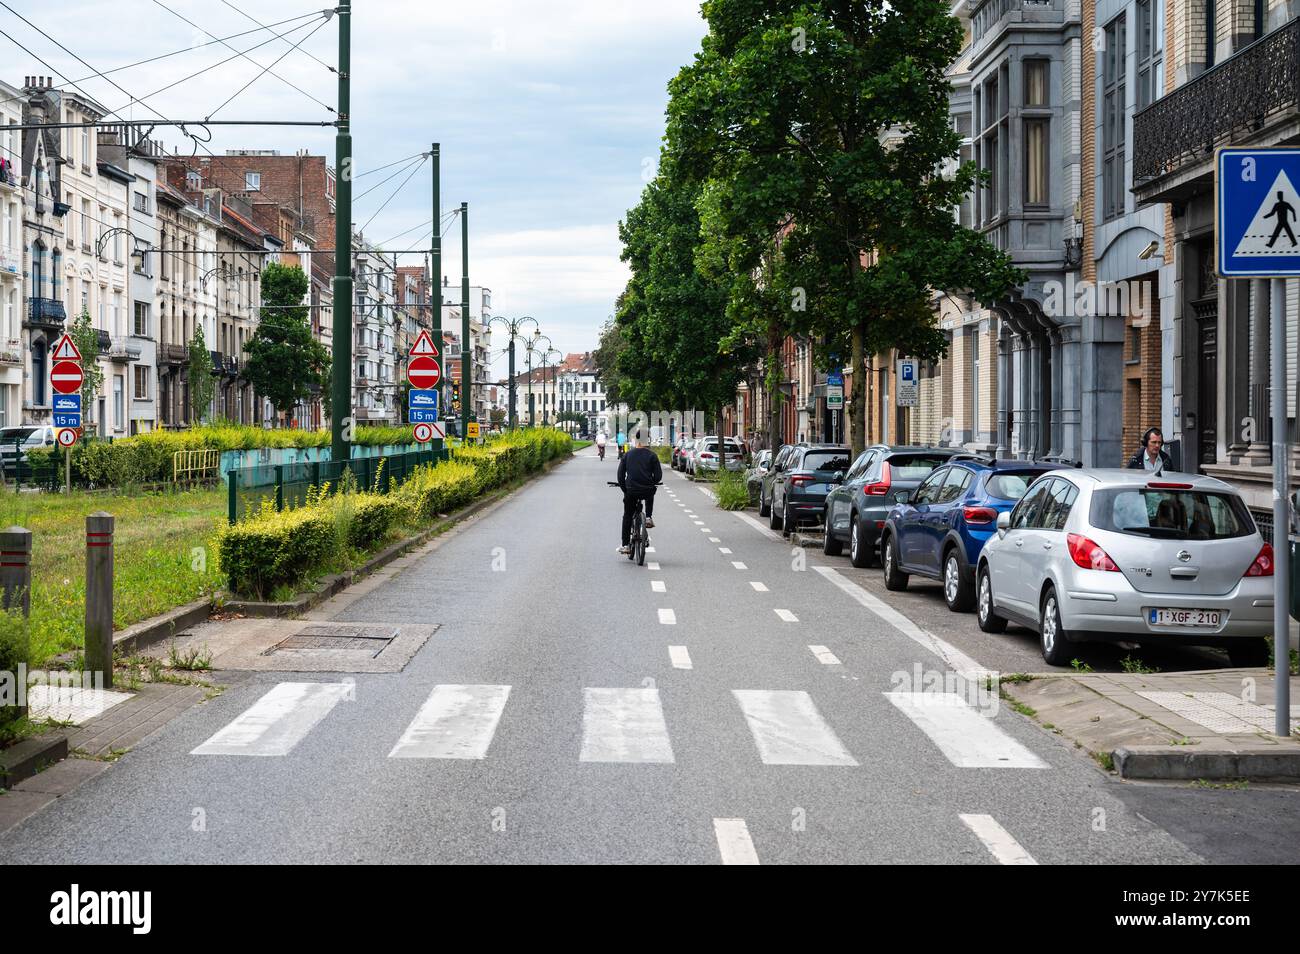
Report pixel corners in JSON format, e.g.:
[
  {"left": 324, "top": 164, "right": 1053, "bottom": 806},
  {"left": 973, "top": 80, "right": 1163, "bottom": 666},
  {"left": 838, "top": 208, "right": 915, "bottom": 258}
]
[
  {"left": 668, "top": 645, "right": 693, "bottom": 669},
  {"left": 808, "top": 645, "right": 841, "bottom": 665},
  {"left": 648, "top": 562, "right": 660, "bottom": 571},
  {"left": 389, "top": 684, "right": 511, "bottom": 759},
  {"left": 959, "top": 814, "right": 1039, "bottom": 865},
  {"left": 651, "top": 580, "right": 667, "bottom": 593},
  {"left": 719, "top": 547, "right": 732, "bottom": 554},
  {"left": 884, "top": 693, "right": 1049, "bottom": 769},
  {"left": 714, "top": 817, "right": 760, "bottom": 865},
  {"left": 580, "top": 687, "right": 675, "bottom": 763},
  {"left": 700, "top": 527, "right": 712, "bottom": 533},
  {"left": 750, "top": 581, "right": 768, "bottom": 592},
  {"left": 709, "top": 537, "right": 720, "bottom": 543},
  {"left": 658, "top": 608, "right": 677, "bottom": 625},
  {"left": 732, "top": 510, "right": 783, "bottom": 542},
  {"left": 646, "top": 547, "right": 655, "bottom": 553},
  {"left": 693, "top": 520, "right": 704, "bottom": 526},
  {"left": 731, "top": 561, "right": 747, "bottom": 570},
  {"left": 732, "top": 690, "right": 858, "bottom": 766},
  {"left": 774, "top": 609, "right": 799, "bottom": 623},
  {"left": 192, "top": 682, "right": 350, "bottom": 756},
  {"left": 813, "top": 565, "right": 988, "bottom": 678}
]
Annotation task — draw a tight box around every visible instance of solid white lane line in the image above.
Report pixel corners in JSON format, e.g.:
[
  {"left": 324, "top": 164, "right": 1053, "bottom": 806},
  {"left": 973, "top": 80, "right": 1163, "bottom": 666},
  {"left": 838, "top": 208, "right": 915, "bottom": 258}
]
[
  {"left": 884, "top": 693, "right": 1048, "bottom": 769},
  {"left": 959, "top": 814, "right": 1039, "bottom": 865},
  {"left": 389, "top": 684, "right": 511, "bottom": 759},
  {"left": 669, "top": 645, "right": 693, "bottom": 669},
  {"left": 774, "top": 609, "right": 799, "bottom": 623},
  {"left": 732, "top": 510, "right": 783, "bottom": 542},
  {"left": 750, "top": 581, "right": 768, "bottom": 592},
  {"left": 651, "top": 580, "right": 667, "bottom": 593},
  {"left": 813, "top": 565, "right": 989, "bottom": 678},
  {"left": 714, "top": 817, "right": 760, "bottom": 865},
  {"left": 732, "top": 690, "right": 858, "bottom": 766},
  {"left": 192, "top": 682, "right": 349, "bottom": 756},
  {"left": 719, "top": 547, "right": 732, "bottom": 554},
  {"left": 580, "top": 687, "right": 675, "bottom": 763},
  {"left": 658, "top": 608, "right": 677, "bottom": 625},
  {"left": 807, "top": 645, "right": 841, "bottom": 665}
]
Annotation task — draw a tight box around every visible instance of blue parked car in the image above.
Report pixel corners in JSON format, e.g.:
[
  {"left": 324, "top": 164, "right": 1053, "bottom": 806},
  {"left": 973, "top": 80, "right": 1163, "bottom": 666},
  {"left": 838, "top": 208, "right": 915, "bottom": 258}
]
[{"left": 879, "top": 459, "right": 1059, "bottom": 611}]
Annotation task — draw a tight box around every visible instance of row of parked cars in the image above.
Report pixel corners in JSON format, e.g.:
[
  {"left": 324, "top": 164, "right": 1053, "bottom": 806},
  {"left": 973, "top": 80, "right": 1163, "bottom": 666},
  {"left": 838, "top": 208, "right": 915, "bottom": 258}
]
[
  {"left": 749, "top": 442, "right": 1276, "bottom": 667},
  {"left": 670, "top": 435, "right": 748, "bottom": 476}
]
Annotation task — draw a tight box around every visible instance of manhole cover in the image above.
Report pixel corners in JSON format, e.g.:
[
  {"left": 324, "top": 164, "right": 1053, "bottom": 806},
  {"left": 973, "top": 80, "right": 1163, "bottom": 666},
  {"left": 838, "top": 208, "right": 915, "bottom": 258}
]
[{"left": 268, "top": 623, "right": 398, "bottom": 659}]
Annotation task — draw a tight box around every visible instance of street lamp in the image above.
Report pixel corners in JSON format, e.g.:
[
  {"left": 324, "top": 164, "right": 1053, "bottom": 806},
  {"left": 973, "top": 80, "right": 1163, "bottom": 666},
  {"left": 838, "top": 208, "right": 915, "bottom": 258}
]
[
  {"left": 526, "top": 332, "right": 551, "bottom": 427},
  {"left": 544, "top": 347, "right": 561, "bottom": 426},
  {"left": 487, "top": 315, "right": 536, "bottom": 430}
]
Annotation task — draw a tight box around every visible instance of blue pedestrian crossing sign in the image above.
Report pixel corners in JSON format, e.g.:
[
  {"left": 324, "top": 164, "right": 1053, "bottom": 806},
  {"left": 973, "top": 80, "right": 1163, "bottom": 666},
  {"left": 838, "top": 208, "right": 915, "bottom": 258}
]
[
  {"left": 408, "top": 387, "right": 439, "bottom": 424},
  {"left": 52, "top": 392, "right": 81, "bottom": 429},
  {"left": 1217, "top": 147, "right": 1300, "bottom": 277}
]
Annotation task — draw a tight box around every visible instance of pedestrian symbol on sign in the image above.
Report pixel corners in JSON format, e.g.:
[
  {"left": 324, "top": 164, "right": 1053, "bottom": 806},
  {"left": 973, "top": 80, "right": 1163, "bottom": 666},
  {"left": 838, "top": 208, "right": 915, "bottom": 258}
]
[{"left": 1234, "top": 170, "right": 1300, "bottom": 257}]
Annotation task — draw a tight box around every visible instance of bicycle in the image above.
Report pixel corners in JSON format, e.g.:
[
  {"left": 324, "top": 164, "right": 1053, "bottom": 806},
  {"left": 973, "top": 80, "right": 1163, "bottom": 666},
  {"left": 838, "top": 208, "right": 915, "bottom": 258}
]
[
  {"left": 610, "top": 481, "right": 658, "bottom": 566},
  {"left": 597, "top": 443, "right": 606, "bottom": 461}
]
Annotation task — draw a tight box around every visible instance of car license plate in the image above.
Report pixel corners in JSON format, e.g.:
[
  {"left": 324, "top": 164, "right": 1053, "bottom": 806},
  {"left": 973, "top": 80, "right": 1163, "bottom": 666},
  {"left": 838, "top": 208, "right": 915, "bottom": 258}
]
[{"left": 1149, "top": 608, "right": 1221, "bottom": 627}]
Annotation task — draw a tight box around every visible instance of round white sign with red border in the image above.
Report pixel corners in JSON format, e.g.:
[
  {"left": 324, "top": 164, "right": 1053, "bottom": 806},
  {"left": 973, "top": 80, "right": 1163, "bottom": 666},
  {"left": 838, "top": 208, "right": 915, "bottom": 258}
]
[
  {"left": 57, "top": 428, "right": 77, "bottom": 448},
  {"left": 412, "top": 422, "right": 434, "bottom": 443}
]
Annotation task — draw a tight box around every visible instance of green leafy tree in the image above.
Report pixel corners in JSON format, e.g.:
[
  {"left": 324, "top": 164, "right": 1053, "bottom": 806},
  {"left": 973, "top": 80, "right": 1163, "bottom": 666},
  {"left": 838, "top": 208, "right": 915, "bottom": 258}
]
[
  {"left": 241, "top": 263, "right": 330, "bottom": 426},
  {"left": 188, "top": 326, "right": 215, "bottom": 425},
  {"left": 592, "top": 317, "right": 630, "bottom": 407},
  {"left": 663, "top": 0, "right": 1023, "bottom": 453},
  {"left": 67, "top": 310, "right": 104, "bottom": 426}
]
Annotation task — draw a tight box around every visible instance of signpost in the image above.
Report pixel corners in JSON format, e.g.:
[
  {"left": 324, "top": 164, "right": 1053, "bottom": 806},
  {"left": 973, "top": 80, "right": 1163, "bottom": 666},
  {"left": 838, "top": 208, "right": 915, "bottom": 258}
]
[
  {"left": 408, "top": 388, "right": 439, "bottom": 424},
  {"left": 412, "top": 422, "right": 434, "bottom": 444},
  {"left": 467, "top": 421, "right": 480, "bottom": 441},
  {"left": 406, "top": 328, "right": 442, "bottom": 432},
  {"left": 50, "top": 333, "right": 82, "bottom": 494},
  {"left": 1216, "top": 146, "right": 1296, "bottom": 738},
  {"left": 896, "top": 359, "right": 918, "bottom": 407}
]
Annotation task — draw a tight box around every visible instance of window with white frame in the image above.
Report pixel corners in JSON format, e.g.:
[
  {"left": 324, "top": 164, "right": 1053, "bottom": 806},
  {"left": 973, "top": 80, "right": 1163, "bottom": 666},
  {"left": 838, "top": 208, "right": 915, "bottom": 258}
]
[
  {"left": 133, "top": 364, "right": 149, "bottom": 399},
  {"left": 245, "top": 171, "right": 260, "bottom": 191},
  {"left": 134, "top": 301, "right": 149, "bottom": 337}
]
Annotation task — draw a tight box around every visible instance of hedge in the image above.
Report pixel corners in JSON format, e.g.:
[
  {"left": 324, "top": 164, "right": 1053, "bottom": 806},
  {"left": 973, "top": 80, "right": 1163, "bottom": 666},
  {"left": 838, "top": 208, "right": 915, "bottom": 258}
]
[
  {"left": 0, "top": 608, "right": 28, "bottom": 745},
  {"left": 215, "top": 429, "right": 573, "bottom": 598}
]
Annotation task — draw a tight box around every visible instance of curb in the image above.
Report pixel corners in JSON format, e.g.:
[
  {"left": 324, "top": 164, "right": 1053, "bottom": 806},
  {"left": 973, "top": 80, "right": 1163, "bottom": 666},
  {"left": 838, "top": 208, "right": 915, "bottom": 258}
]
[
  {"left": 112, "top": 598, "right": 213, "bottom": 657},
  {"left": 0, "top": 731, "right": 68, "bottom": 788},
  {"left": 1113, "top": 743, "right": 1300, "bottom": 781}
]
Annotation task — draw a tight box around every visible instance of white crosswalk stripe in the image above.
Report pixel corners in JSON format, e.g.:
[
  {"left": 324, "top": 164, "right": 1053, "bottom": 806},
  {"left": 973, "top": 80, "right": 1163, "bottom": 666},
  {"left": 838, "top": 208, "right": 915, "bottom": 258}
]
[
  {"left": 732, "top": 690, "right": 858, "bottom": 766},
  {"left": 580, "top": 687, "right": 675, "bottom": 763},
  {"left": 389, "top": 684, "right": 511, "bottom": 759},
  {"left": 885, "top": 692, "right": 1048, "bottom": 768},
  {"left": 192, "top": 682, "right": 350, "bottom": 756}
]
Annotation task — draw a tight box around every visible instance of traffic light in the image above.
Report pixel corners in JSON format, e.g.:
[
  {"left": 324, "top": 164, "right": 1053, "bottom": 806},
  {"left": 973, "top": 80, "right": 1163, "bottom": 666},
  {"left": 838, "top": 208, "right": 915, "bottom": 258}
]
[{"left": 451, "top": 382, "right": 462, "bottom": 414}]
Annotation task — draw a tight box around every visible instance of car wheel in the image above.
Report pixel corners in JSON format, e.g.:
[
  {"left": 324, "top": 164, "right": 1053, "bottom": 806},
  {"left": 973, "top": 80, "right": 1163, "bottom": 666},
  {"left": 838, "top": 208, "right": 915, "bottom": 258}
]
[
  {"left": 823, "top": 524, "right": 844, "bottom": 556},
  {"left": 882, "top": 535, "right": 908, "bottom": 591},
  {"left": 1039, "top": 586, "right": 1072, "bottom": 666},
  {"left": 769, "top": 496, "right": 783, "bottom": 530},
  {"left": 976, "top": 566, "right": 1008, "bottom": 633},
  {"left": 758, "top": 490, "right": 771, "bottom": 517},
  {"left": 848, "top": 516, "right": 872, "bottom": 569},
  {"left": 781, "top": 502, "right": 793, "bottom": 538},
  {"left": 942, "top": 549, "right": 975, "bottom": 612},
  {"left": 1227, "top": 637, "right": 1270, "bottom": 668}
]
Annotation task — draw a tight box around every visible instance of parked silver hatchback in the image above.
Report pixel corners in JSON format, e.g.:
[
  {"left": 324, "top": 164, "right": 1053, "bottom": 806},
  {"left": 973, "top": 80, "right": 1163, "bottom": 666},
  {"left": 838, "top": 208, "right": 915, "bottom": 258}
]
[{"left": 976, "top": 469, "right": 1275, "bottom": 667}]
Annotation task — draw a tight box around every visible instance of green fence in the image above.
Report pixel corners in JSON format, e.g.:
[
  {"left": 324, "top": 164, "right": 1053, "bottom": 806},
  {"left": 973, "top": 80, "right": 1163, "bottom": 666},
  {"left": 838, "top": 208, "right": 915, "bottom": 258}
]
[{"left": 226, "top": 447, "right": 451, "bottom": 524}]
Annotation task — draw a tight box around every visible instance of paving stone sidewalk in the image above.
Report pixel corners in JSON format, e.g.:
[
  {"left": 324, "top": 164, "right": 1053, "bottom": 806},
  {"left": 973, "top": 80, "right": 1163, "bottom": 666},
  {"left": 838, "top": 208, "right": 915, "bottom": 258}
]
[{"left": 1001, "top": 668, "right": 1300, "bottom": 780}]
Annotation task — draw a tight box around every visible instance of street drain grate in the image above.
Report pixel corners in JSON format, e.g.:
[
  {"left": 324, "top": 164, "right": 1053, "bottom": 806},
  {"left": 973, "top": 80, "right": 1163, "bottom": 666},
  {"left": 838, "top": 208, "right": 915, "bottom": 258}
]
[{"left": 267, "top": 624, "right": 399, "bottom": 659}]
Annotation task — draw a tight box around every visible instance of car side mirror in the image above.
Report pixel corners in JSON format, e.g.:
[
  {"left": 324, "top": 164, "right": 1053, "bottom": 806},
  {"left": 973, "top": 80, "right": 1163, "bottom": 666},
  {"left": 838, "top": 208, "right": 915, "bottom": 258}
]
[
  {"left": 996, "top": 511, "right": 1011, "bottom": 533},
  {"left": 832, "top": 471, "right": 846, "bottom": 484}
]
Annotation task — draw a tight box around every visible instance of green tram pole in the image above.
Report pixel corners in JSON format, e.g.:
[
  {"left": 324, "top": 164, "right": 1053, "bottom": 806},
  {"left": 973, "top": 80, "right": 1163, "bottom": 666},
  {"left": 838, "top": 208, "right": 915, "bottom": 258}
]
[
  {"left": 431, "top": 142, "right": 443, "bottom": 455},
  {"left": 460, "top": 201, "right": 471, "bottom": 442},
  {"left": 330, "top": 0, "right": 353, "bottom": 467}
]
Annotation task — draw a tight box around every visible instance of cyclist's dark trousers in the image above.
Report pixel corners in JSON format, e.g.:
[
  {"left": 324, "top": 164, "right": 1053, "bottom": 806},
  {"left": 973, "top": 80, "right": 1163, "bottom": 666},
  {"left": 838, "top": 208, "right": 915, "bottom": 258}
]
[{"left": 622, "top": 490, "right": 656, "bottom": 546}]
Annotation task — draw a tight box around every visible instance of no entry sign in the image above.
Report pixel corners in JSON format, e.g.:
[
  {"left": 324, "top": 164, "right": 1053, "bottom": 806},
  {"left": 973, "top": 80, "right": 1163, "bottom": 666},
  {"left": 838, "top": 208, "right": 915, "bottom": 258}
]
[
  {"left": 408, "top": 355, "right": 441, "bottom": 389},
  {"left": 52, "top": 360, "right": 83, "bottom": 395}
]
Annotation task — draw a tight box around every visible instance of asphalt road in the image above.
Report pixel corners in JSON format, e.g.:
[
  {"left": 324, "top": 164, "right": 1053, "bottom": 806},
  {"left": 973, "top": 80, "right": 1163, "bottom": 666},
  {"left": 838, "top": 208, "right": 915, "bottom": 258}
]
[{"left": 1, "top": 448, "right": 1294, "bottom": 864}]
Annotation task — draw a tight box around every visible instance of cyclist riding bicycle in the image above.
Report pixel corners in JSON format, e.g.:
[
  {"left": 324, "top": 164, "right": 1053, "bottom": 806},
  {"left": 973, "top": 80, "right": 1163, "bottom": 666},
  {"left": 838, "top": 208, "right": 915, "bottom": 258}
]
[
  {"left": 617, "top": 433, "right": 662, "bottom": 555},
  {"left": 596, "top": 431, "right": 607, "bottom": 460}
]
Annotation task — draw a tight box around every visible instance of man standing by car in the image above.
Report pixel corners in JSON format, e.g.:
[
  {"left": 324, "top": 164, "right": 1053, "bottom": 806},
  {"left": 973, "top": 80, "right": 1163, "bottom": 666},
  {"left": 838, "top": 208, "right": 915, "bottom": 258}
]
[
  {"left": 616, "top": 433, "right": 662, "bottom": 554},
  {"left": 1127, "top": 427, "right": 1173, "bottom": 473}
]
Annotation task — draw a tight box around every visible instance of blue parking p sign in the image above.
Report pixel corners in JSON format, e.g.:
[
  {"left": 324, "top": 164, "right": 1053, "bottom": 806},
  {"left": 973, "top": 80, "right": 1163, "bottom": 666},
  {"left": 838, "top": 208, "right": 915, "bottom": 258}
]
[{"left": 1217, "top": 147, "right": 1300, "bottom": 277}]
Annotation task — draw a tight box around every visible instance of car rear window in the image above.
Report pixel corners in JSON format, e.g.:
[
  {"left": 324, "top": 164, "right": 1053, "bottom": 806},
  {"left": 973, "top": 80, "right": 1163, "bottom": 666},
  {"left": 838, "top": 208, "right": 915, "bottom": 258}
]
[
  {"left": 986, "top": 471, "right": 1042, "bottom": 501},
  {"left": 0, "top": 427, "right": 40, "bottom": 445},
  {"left": 887, "top": 454, "right": 949, "bottom": 480},
  {"left": 704, "top": 442, "right": 744, "bottom": 453},
  {"left": 803, "top": 450, "right": 851, "bottom": 472},
  {"left": 1091, "top": 488, "right": 1255, "bottom": 540}
]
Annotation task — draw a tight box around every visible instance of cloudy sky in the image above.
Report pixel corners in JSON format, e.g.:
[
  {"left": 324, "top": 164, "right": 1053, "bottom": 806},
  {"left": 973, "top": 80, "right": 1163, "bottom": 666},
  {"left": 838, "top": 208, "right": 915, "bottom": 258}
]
[{"left": 6, "top": 0, "right": 708, "bottom": 377}]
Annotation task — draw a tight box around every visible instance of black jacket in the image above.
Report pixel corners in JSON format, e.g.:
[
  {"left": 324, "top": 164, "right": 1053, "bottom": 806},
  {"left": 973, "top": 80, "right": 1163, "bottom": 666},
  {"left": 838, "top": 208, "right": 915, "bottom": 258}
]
[
  {"left": 1126, "top": 448, "right": 1172, "bottom": 471},
  {"left": 618, "top": 447, "right": 662, "bottom": 494}
]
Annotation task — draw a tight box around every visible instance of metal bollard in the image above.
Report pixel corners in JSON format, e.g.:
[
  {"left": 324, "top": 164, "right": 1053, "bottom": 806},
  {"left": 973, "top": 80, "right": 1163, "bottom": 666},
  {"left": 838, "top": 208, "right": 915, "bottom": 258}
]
[
  {"left": 84, "top": 512, "right": 114, "bottom": 689},
  {"left": 0, "top": 526, "right": 32, "bottom": 616}
]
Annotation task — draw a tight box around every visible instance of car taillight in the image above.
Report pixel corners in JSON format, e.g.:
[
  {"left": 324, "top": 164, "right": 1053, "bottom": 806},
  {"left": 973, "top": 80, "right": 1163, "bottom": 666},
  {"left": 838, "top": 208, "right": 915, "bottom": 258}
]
[
  {"left": 1067, "top": 533, "right": 1120, "bottom": 571},
  {"left": 1245, "top": 543, "right": 1274, "bottom": 577},
  {"left": 963, "top": 507, "right": 997, "bottom": 524},
  {"left": 1147, "top": 481, "right": 1193, "bottom": 489},
  {"left": 700, "top": 452, "right": 715, "bottom": 459},
  {"left": 864, "top": 461, "right": 892, "bottom": 496},
  {"left": 791, "top": 475, "right": 813, "bottom": 488}
]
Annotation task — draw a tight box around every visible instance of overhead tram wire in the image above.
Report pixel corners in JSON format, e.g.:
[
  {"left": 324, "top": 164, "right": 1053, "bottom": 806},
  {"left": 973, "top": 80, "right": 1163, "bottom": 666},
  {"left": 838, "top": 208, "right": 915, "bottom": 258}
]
[
  {"left": 221, "top": 0, "right": 336, "bottom": 74},
  {"left": 151, "top": 0, "right": 335, "bottom": 114},
  {"left": 354, "top": 152, "right": 434, "bottom": 179},
  {"left": 352, "top": 153, "right": 427, "bottom": 203},
  {"left": 204, "top": 15, "right": 333, "bottom": 120},
  {"left": 358, "top": 154, "right": 429, "bottom": 235}
]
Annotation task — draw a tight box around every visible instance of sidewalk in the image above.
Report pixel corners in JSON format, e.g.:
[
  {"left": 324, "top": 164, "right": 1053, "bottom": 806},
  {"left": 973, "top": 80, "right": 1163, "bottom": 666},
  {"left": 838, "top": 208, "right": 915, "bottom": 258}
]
[{"left": 1000, "top": 668, "right": 1300, "bottom": 780}]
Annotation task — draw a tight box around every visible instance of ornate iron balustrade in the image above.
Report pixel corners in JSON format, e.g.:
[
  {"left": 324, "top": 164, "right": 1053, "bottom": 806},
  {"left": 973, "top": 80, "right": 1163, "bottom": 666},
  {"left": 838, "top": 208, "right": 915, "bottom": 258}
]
[{"left": 1133, "top": 18, "right": 1300, "bottom": 185}]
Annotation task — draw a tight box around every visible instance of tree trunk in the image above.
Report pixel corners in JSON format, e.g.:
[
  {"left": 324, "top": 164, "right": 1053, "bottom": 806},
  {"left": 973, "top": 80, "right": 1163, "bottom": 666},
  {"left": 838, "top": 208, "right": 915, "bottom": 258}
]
[
  {"left": 766, "top": 318, "right": 783, "bottom": 451},
  {"left": 848, "top": 249, "right": 867, "bottom": 456}
]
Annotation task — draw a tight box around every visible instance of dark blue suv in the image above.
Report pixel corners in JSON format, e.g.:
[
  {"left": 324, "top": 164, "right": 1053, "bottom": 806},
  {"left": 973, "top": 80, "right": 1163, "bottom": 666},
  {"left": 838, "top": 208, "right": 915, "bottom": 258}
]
[{"left": 879, "top": 459, "right": 1058, "bottom": 611}]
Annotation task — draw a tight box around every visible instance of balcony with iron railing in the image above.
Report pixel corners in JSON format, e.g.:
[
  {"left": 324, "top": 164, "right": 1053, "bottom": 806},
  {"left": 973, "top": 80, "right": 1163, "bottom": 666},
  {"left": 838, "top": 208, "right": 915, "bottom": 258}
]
[
  {"left": 1133, "top": 18, "right": 1300, "bottom": 201},
  {"left": 27, "top": 297, "right": 66, "bottom": 328},
  {"left": 0, "top": 338, "right": 21, "bottom": 367},
  {"left": 969, "top": 0, "right": 1060, "bottom": 55}
]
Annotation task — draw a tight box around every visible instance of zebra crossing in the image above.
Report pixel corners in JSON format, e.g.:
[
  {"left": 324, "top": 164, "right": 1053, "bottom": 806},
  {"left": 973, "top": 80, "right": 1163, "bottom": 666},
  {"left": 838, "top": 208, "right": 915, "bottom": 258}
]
[{"left": 191, "top": 680, "right": 1052, "bottom": 770}]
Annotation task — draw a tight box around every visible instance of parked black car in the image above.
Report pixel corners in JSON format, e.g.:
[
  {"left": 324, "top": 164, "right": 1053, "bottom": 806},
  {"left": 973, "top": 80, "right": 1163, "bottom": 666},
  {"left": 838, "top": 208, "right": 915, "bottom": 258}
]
[
  {"left": 822, "top": 445, "right": 965, "bottom": 567},
  {"left": 768, "top": 444, "right": 852, "bottom": 537},
  {"left": 758, "top": 443, "right": 798, "bottom": 516}
]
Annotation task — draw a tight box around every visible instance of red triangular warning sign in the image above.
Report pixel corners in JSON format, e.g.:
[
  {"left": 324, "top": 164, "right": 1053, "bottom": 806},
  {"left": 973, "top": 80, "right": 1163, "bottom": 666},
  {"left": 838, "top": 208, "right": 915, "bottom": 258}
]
[
  {"left": 410, "top": 328, "right": 439, "bottom": 357},
  {"left": 51, "top": 334, "right": 81, "bottom": 361}
]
